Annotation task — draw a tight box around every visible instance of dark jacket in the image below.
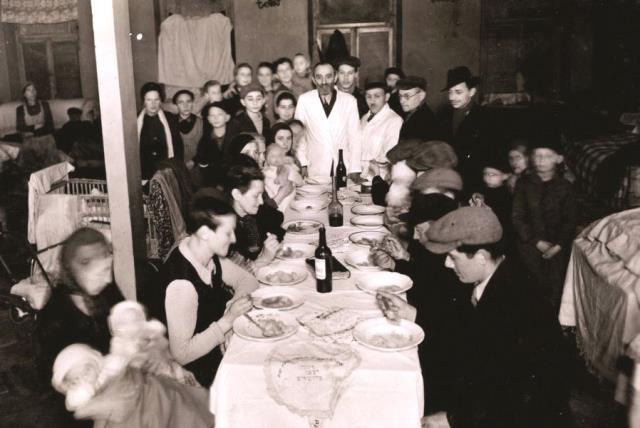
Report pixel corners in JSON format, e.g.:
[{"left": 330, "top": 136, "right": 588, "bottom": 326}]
[
  {"left": 480, "top": 185, "right": 514, "bottom": 251},
  {"left": 436, "top": 103, "right": 490, "bottom": 192},
  {"left": 350, "top": 87, "right": 368, "bottom": 118},
  {"left": 512, "top": 173, "right": 577, "bottom": 249},
  {"left": 447, "top": 258, "right": 570, "bottom": 428},
  {"left": 388, "top": 92, "right": 404, "bottom": 117},
  {"left": 139, "top": 112, "right": 185, "bottom": 180},
  {"left": 225, "top": 111, "right": 270, "bottom": 151},
  {"left": 399, "top": 101, "right": 441, "bottom": 141},
  {"left": 16, "top": 101, "right": 54, "bottom": 137}
]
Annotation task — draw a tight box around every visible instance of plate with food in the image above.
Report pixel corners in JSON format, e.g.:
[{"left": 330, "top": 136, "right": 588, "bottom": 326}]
[
  {"left": 291, "top": 197, "right": 329, "bottom": 213},
  {"left": 353, "top": 317, "right": 424, "bottom": 352},
  {"left": 305, "top": 176, "right": 332, "bottom": 186},
  {"left": 350, "top": 215, "right": 384, "bottom": 229},
  {"left": 296, "top": 184, "right": 331, "bottom": 197},
  {"left": 252, "top": 286, "right": 304, "bottom": 310},
  {"left": 349, "top": 230, "right": 389, "bottom": 248},
  {"left": 276, "top": 243, "right": 316, "bottom": 261},
  {"left": 356, "top": 271, "right": 413, "bottom": 295},
  {"left": 284, "top": 220, "right": 323, "bottom": 235},
  {"left": 233, "top": 310, "right": 298, "bottom": 342},
  {"left": 344, "top": 250, "right": 382, "bottom": 272},
  {"left": 257, "top": 266, "right": 309, "bottom": 286},
  {"left": 351, "top": 204, "right": 386, "bottom": 215}
]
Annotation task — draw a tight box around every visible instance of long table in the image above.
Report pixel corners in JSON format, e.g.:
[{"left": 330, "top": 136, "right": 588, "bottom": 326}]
[{"left": 210, "top": 190, "right": 424, "bottom": 427}]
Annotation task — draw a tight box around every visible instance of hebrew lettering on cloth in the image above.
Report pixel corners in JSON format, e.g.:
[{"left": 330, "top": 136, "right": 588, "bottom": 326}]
[
  {"left": 1, "top": 0, "right": 77, "bottom": 24},
  {"left": 264, "top": 341, "right": 360, "bottom": 426},
  {"left": 158, "top": 13, "right": 235, "bottom": 88}
]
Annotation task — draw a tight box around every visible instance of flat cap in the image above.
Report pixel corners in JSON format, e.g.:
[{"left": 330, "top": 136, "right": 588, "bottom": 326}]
[
  {"left": 425, "top": 206, "right": 503, "bottom": 254},
  {"left": 239, "top": 82, "right": 265, "bottom": 99}
]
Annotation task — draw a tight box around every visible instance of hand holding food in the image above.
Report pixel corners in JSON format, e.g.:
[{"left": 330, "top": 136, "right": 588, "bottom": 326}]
[
  {"left": 369, "top": 248, "right": 396, "bottom": 270},
  {"left": 226, "top": 295, "right": 253, "bottom": 320},
  {"left": 376, "top": 291, "right": 416, "bottom": 322}
]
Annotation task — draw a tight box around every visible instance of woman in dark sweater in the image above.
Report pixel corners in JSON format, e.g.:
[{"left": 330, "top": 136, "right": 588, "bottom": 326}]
[{"left": 16, "top": 82, "right": 54, "bottom": 139}]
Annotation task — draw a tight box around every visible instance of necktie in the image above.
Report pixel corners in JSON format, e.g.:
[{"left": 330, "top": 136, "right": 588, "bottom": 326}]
[{"left": 367, "top": 112, "right": 375, "bottom": 122}]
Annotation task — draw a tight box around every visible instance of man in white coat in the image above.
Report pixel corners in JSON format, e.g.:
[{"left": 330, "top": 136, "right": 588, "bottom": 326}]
[
  {"left": 360, "top": 81, "right": 403, "bottom": 180},
  {"left": 295, "top": 62, "right": 362, "bottom": 180}
]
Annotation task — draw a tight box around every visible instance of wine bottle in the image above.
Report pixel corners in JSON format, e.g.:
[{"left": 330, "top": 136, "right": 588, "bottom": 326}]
[
  {"left": 314, "top": 227, "right": 333, "bottom": 293},
  {"left": 336, "top": 149, "right": 347, "bottom": 189},
  {"left": 328, "top": 175, "right": 343, "bottom": 227}
]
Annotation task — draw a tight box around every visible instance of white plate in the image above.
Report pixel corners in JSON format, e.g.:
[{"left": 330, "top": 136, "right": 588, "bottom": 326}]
[
  {"left": 276, "top": 243, "right": 316, "bottom": 261},
  {"left": 291, "top": 198, "right": 329, "bottom": 213},
  {"left": 296, "top": 184, "right": 330, "bottom": 197},
  {"left": 349, "top": 230, "right": 389, "bottom": 248},
  {"left": 233, "top": 310, "right": 298, "bottom": 342},
  {"left": 350, "top": 215, "right": 384, "bottom": 229},
  {"left": 351, "top": 204, "right": 386, "bottom": 215},
  {"left": 353, "top": 317, "right": 424, "bottom": 352},
  {"left": 344, "top": 250, "right": 382, "bottom": 272},
  {"left": 257, "top": 265, "right": 309, "bottom": 286},
  {"left": 306, "top": 176, "right": 332, "bottom": 185},
  {"left": 356, "top": 271, "right": 413, "bottom": 295},
  {"left": 252, "top": 286, "right": 304, "bottom": 310},
  {"left": 284, "top": 220, "right": 323, "bottom": 235}
]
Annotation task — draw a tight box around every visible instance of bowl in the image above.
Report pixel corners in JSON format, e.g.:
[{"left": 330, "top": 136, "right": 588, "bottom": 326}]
[
  {"left": 350, "top": 215, "right": 384, "bottom": 229},
  {"left": 348, "top": 230, "right": 389, "bottom": 248},
  {"left": 356, "top": 271, "right": 413, "bottom": 295}
]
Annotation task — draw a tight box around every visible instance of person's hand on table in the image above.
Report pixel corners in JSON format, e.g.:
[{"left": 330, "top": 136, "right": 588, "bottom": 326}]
[
  {"left": 348, "top": 172, "right": 365, "bottom": 184},
  {"left": 378, "top": 234, "right": 410, "bottom": 261},
  {"left": 421, "top": 412, "right": 450, "bottom": 428},
  {"left": 369, "top": 248, "right": 396, "bottom": 271},
  {"left": 376, "top": 291, "right": 416, "bottom": 322},
  {"left": 536, "top": 240, "right": 553, "bottom": 254},
  {"left": 542, "top": 244, "right": 562, "bottom": 259}
]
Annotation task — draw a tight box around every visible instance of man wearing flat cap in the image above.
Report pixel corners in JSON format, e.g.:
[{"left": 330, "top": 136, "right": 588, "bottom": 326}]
[
  {"left": 335, "top": 56, "right": 368, "bottom": 117},
  {"left": 436, "top": 66, "right": 492, "bottom": 192},
  {"left": 359, "top": 81, "right": 403, "bottom": 180},
  {"left": 377, "top": 206, "right": 570, "bottom": 428},
  {"left": 397, "top": 76, "right": 441, "bottom": 141}
]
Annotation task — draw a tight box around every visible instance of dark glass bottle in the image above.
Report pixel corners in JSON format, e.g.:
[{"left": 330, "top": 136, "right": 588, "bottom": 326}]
[
  {"left": 314, "top": 227, "right": 333, "bottom": 293},
  {"left": 328, "top": 176, "right": 343, "bottom": 227},
  {"left": 335, "top": 149, "right": 347, "bottom": 189}
]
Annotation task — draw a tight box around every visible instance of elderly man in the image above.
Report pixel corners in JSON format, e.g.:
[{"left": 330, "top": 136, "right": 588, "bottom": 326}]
[
  {"left": 334, "top": 56, "right": 368, "bottom": 118},
  {"left": 295, "top": 61, "right": 362, "bottom": 180},
  {"left": 359, "top": 81, "right": 403, "bottom": 180},
  {"left": 378, "top": 206, "right": 570, "bottom": 428},
  {"left": 397, "top": 76, "right": 441, "bottom": 141}
]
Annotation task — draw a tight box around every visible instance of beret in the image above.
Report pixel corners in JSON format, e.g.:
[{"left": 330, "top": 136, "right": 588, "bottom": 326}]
[
  {"left": 239, "top": 82, "right": 265, "bottom": 99},
  {"left": 412, "top": 167, "right": 463, "bottom": 192}
]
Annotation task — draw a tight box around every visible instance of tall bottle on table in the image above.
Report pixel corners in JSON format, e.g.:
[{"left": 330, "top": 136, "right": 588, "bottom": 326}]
[
  {"left": 328, "top": 169, "right": 343, "bottom": 227},
  {"left": 315, "top": 226, "right": 333, "bottom": 293},
  {"left": 335, "top": 149, "right": 347, "bottom": 189}
]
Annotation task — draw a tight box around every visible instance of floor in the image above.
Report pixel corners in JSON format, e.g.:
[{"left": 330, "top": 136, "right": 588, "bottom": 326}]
[{"left": 0, "top": 159, "right": 631, "bottom": 427}]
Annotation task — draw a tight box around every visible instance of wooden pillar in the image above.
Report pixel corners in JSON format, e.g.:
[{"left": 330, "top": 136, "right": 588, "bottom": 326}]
[{"left": 91, "top": 0, "right": 145, "bottom": 300}]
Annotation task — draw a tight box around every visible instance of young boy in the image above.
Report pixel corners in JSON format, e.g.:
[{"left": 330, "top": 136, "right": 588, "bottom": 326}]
[
  {"left": 223, "top": 63, "right": 253, "bottom": 117},
  {"left": 226, "top": 83, "right": 269, "bottom": 145},
  {"left": 292, "top": 53, "right": 313, "bottom": 93},
  {"left": 257, "top": 62, "right": 277, "bottom": 124},
  {"left": 274, "top": 92, "right": 296, "bottom": 123},
  {"left": 512, "top": 138, "right": 577, "bottom": 311}
]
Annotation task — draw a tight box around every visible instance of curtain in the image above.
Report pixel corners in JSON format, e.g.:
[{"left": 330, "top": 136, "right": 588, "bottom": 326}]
[{"left": 1, "top": 0, "right": 77, "bottom": 24}]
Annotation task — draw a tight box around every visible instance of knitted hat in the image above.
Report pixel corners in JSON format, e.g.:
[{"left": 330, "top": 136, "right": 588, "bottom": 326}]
[
  {"left": 424, "top": 206, "right": 503, "bottom": 254},
  {"left": 52, "top": 344, "right": 103, "bottom": 393},
  {"left": 239, "top": 83, "right": 265, "bottom": 99},
  {"left": 406, "top": 140, "right": 458, "bottom": 171},
  {"left": 412, "top": 167, "right": 463, "bottom": 192},
  {"left": 397, "top": 76, "right": 427, "bottom": 91}
]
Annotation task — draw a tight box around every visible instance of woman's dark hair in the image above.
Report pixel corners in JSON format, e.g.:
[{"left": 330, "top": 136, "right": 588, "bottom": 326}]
[
  {"left": 223, "top": 154, "right": 264, "bottom": 196},
  {"left": 267, "top": 122, "right": 293, "bottom": 147},
  {"left": 457, "top": 241, "right": 505, "bottom": 261},
  {"left": 140, "top": 82, "right": 165, "bottom": 102},
  {"left": 59, "top": 227, "right": 112, "bottom": 315},
  {"left": 187, "top": 189, "right": 235, "bottom": 234},
  {"left": 22, "top": 81, "right": 36, "bottom": 96},
  {"left": 257, "top": 61, "right": 274, "bottom": 73},
  {"left": 172, "top": 89, "right": 194, "bottom": 105},
  {"left": 273, "top": 57, "right": 293, "bottom": 70}
]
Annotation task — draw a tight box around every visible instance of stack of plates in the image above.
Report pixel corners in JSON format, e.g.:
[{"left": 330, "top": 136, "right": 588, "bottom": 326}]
[
  {"left": 350, "top": 215, "right": 384, "bottom": 229},
  {"left": 351, "top": 204, "right": 385, "bottom": 215}
]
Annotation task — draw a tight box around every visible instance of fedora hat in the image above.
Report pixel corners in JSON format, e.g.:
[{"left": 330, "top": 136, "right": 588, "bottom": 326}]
[{"left": 442, "top": 66, "right": 480, "bottom": 91}]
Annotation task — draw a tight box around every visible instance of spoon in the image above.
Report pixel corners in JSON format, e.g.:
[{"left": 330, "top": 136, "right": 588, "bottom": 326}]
[{"left": 244, "top": 313, "right": 275, "bottom": 337}]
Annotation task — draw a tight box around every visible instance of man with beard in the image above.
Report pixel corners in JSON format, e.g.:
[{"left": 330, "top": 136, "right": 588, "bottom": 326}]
[{"left": 294, "top": 62, "right": 362, "bottom": 180}]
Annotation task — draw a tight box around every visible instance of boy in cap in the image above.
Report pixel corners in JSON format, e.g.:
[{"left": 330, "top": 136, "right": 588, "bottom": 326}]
[
  {"left": 378, "top": 206, "right": 570, "bottom": 427},
  {"left": 360, "top": 81, "right": 403, "bottom": 180},
  {"left": 512, "top": 137, "right": 577, "bottom": 311},
  {"left": 384, "top": 66, "right": 406, "bottom": 116},
  {"left": 397, "top": 76, "right": 441, "bottom": 141},
  {"left": 226, "top": 83, "right": 270, "bottom": 143},
  {"left": 335, "top": 56, "right": 368, "bottom": 117},
  {"left": 436, "top": 66, "right": 491, "bottom": 191}
]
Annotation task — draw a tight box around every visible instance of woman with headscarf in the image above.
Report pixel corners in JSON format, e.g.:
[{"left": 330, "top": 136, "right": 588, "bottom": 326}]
[{"left": 16, "top": 82, "right": 54, "bottom": 139}]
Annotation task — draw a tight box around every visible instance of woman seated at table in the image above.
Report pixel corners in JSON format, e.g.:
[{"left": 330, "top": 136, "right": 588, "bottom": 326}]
[
  {"left": 16, "top": 82, "right": 54, "bottom": 140},
  {"left": 151, "top": 190, "right": 257, "bottom": 387},
  {"left": 223, "top": 154, "right": 283, "bottom": 274}
]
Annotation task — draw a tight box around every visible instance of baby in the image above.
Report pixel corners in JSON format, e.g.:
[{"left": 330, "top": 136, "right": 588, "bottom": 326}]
[{"left": 263, "top": 144, "right": 303, "bottom": 212}]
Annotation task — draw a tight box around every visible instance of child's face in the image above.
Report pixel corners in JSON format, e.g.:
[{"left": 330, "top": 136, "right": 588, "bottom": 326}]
[
  {"left": 532, "top": 148, "right": 562, "bottom": 175},
  {"left": 241, "top": 92, "right": 266, "bottom": 113},
  {"left": 257, "top": 67, "right": 273, "bottom": 88},
  {"left": 207, "top": 106, "right": 230, "bottom": 128},
  {"left": 293, "top": 55, "right": 308, "bottom": 74},
  {"left": 276, "top": 99, "right": 295, "bottom": 121},
  {"left": 70, "top": 242, "right": 113, "bottom": 296},
  {"left": 236, "top": 67, "right": 253, "bottom": 87},
  {"left": 206, "top": 85, "right": 222, "bottom": 102},
  {"left": 386, "top": 73, "right": 401, "bottom": 89},
  {"left": 274, "top": 129, "right": 293, "bottom": 151},
  {"left": 509, "top": 148, "right": 528, "bottom": 174},
  {"left": 266, "top": 146, "right": 286, "bottom": 167},
  {"left": 482, "top": 167, "right": 509, "bottom": 188},
  {"left": 276, "top": 62, "right": 293, "bottom": 85},
  {"left": 175, "top": 93, "right": 193, "bottom": 117}
]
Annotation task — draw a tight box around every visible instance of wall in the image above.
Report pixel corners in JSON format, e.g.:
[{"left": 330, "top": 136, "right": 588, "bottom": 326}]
[
  {"left": 78, "top": 0, "right": 98, "bottom": 100},
  {"left": 129, "top": 0, "right": 159, "bottom": 110},
  {"left": 402, "top": 0, "right": 481, "bottom": 110},
  {"left": 233, "top": 0, "right": 308, "bottom": 67}
]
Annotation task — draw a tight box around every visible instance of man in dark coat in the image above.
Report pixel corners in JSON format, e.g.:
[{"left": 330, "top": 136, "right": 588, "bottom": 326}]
[
  {"left": 436, "top": 66, "right": 492, "bottom": 192},
  {"left": 397, "top": 76, "right": 441, "bottom": 141},
  {"left": 378, "top": 206, "right": 570, "bottom": 428},
  {"left": 335, "top": 56, "right": 368, "bottom": 118}
]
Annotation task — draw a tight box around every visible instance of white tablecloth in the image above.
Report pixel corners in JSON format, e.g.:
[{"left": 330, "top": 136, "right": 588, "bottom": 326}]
[{"left": 210, "top": 191, "right": 425, "bottom": 427}]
